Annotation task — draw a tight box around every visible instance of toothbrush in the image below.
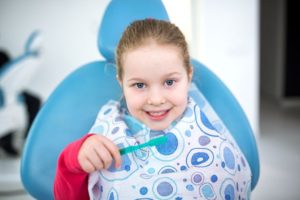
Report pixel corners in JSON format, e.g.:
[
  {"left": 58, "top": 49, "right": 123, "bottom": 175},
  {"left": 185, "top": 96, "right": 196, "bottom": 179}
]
[
  {"left": 120, "top": 115, "right": 167, "bottom": 155},
  {"left": 119, "top": 136, "right": 167, "bottom": 155}
]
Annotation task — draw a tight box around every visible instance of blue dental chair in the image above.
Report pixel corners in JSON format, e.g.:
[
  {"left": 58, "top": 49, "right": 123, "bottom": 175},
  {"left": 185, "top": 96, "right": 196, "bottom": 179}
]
[
  {"left": 20, "top": 0, "right": 259, "bottom": 199},
  {"left": 0, "top": 31, "right": 42, "bottom": 140}
]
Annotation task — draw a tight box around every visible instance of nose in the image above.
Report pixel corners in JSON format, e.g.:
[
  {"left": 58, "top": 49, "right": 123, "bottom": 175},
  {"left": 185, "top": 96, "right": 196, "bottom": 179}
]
[{"left": 147, "top": 87, "right": 165, "bottom": 106}]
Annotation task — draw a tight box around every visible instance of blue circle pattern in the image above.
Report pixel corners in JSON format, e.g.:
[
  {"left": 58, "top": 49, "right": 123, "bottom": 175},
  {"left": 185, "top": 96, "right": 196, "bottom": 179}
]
[
  {"left": 157, "top": 182, "right": 173, "bottom": 196},
  {"left": 200, "top": 183, "right": 216, "bottom": 199},
  {"left": 140, "top": 187, "right": 148, "bottom": 195},
  {"left": 152, "top": 177, "right": 177, "bottom": 199},
  {"left": 211, "top": 175, "right": 218, "bottom": 183},
  {"left": 192, "top": 172, "right": 204, "bottom": 185},
  {"left": 155, "top": 132, "right": 178, "bottom": 155},
  {"left": 223, "top": 147, "right": 235, "bottom": 170},
  {"left": 199, "top": 135, "right": 211, "bottom": 146},
  {"left": 88, "top": 98, "right": 251, "bottom": 199}
]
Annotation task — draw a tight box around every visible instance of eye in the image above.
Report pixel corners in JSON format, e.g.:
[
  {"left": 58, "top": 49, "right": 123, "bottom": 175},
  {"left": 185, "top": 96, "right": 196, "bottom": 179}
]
[
  {"left": 165, "top": 79, "right": 175, "bottom": 86},
  {"left": 135, "top": 83, "right": 145, "bottom": 89}
]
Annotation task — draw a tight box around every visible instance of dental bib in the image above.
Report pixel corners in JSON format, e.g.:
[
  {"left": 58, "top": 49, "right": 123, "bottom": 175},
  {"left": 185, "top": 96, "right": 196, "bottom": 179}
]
[{"left": 88, "top": 94, "right": 251, "bottom": 200}]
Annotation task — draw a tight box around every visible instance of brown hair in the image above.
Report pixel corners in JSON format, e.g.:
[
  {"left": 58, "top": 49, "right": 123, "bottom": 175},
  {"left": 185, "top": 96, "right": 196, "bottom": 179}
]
[{"left": 116, "top": 19, "right": 191, "bottom": 80}]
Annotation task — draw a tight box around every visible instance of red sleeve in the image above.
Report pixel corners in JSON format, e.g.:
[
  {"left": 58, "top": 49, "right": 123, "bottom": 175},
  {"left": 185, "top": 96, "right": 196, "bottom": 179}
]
[{"left": 53, "top": 134, "right": 95, "bottom": 200}]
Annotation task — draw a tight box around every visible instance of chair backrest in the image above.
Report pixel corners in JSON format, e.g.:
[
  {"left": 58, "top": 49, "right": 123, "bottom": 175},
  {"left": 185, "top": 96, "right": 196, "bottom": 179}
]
[{"left": 20, "top": 0, "right": 259, "bottom": 199}]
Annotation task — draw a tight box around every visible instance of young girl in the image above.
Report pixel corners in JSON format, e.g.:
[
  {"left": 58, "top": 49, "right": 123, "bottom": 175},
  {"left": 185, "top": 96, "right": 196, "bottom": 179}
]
[{"left": 54, "top": 19, "right": 251, "bottom": 199}]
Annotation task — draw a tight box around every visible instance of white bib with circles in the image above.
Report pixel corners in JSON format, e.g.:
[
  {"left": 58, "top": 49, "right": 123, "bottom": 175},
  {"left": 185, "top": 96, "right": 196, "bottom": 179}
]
[{"left": 88, "top": 95, "right": 251, "bottom": 200}]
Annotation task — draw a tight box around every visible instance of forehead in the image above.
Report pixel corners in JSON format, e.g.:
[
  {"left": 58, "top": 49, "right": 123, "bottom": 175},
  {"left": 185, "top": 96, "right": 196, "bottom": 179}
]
[
  {"left": 122, "top": 42, "right": 185, "bottom": 75},
  {"left": 128, "top": 39, "right": 181, "bottom": 55}
]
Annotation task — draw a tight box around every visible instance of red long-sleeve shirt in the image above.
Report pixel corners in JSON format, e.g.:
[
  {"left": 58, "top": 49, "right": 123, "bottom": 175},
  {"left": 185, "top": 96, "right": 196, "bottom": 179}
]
[{"left": 54, "top": 134, "right": 94, "bottom": 200}]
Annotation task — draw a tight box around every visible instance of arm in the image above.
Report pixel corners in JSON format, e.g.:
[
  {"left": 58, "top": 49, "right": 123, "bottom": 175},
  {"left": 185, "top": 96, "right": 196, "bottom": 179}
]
[
  {"left": 53, "top": 134, "right": 94, "bottom": 200},
  {"left": 54, "top": 133, "right": 122, "bottom": 200}
]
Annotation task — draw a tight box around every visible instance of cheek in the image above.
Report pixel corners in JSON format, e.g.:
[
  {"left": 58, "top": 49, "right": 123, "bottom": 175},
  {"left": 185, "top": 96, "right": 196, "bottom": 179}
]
[
  {"left": 170, "top": 86, "right": 189, "bottom": 104},
  {"left": 124, "top": 95, "right": 145, "bottom": 119},
  {"left": 176, "top": 96, "right": 188, "bottom": 112},
  {"left": 123, "top": 89, "right": 144, "bottom": 110}
]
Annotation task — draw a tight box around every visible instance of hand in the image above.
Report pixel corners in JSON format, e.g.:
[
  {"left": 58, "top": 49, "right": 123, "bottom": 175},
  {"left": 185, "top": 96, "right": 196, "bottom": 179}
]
[{"left": 78, "top": 135, "right": 122, "bottom": 173}]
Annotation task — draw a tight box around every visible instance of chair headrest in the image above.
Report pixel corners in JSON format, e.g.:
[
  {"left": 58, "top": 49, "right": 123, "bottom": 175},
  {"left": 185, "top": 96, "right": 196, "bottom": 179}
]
[{"left": 98, "top": 0, "right": 169, "bottom": 63}]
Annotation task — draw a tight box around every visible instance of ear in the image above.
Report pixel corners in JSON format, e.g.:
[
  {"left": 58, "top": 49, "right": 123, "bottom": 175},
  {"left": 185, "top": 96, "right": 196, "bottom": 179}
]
[
  {"left": 188, "top": 65, "right": 194, "bottom": 81},
  {"left": 117, "top": 75, "right": 123, "bottom": 87}
]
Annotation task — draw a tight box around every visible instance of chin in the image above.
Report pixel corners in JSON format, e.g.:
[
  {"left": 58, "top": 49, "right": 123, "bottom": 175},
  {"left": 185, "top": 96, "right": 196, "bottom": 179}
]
[
  {"left": 147, "top": 123, "right": 169, "bottom": 131},
  {"left": 150, "top": 127, "right": 165, "bottom": 131}
]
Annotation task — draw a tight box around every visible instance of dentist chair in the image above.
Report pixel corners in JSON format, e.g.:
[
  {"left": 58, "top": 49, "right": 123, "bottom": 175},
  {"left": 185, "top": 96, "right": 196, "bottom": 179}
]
[
  {"left": 0, "top": 31, "right": 42, "bottom": 140},
  {"left": 20, "top": 0, "right": 259, "bottom": 199}
]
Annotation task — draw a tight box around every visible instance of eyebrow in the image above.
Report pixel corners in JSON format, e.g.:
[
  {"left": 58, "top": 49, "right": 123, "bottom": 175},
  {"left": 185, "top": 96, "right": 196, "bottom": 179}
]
[
  {"left": 126, "top": 77, "right": 144, "bottom": 83},
  {"left": 164, "top": 72, "right": 182, "bottom": 77},
  {"left": 126, "top": 71, "right": 183, "bottom": 83}
]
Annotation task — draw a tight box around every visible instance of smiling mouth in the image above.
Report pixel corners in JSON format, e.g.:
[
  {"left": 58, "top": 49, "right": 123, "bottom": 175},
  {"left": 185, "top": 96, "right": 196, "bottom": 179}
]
[{"left": 146, "top": 110, "right": 170, "bottom": 121}]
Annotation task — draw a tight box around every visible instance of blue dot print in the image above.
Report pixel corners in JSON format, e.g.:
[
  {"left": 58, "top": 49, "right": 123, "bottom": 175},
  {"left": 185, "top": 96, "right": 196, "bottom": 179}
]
[
  {"left": 140, "top": 187, "right": 148, "bottom": 195},
  {"left": 155, "top": 132, "right": 178, "bottom": 155},
  {"left": 200, "top": 111, "right": 216, "bottom": 130},
  {"left": 224, "top": 184, "right": 234, "bottom": 200},
  {"left": 198, "top": 135, "right": 211, "bottom": 146},
  {"left": 153, "top": 178, "right": 176, "bottom": 199},
  {"left": 223, "top": 147, "right": 235, "bottom": 170},
  {"left": 157, "top": 181, "right": 173, "bottom": 196},
  {"left": 220, "top": 179, "right": 235, "bottom": 200},
  {"left": 211, "top": 175, "right": 218, "bottom": 183},
  {"left": 191, "top": 172, "right": 203, "bottom": 185},
  {"left": 186, "top": 148, "right": 214, "bottom": 168},
  {"left": 90, "top": 97, "right": 251, "bottom": 200}
]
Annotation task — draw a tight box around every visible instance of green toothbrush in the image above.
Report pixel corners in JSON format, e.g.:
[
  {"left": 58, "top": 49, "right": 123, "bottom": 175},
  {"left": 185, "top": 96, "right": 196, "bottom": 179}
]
[
  {"left": 120, "top": 115, "right": 167, "bottom": 155},
  {"left": 119, "top": 135, "right": 167, "bottom": 155}
]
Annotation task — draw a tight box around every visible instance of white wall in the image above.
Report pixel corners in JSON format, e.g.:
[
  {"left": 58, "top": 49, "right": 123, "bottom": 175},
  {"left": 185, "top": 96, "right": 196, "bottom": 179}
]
[
  {"left": 191, "top": 0, "right": 260, "bottom": 135},
  {"left": 162, "top": 0, "right": 192, "bottom": 43},
  {"left": 0, "top": 0, "right": 110, "bottom": 100}
]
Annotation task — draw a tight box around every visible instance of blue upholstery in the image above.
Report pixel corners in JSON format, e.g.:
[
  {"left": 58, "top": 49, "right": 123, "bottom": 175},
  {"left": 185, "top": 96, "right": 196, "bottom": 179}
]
[
  {"left": 21, "top": 62, "right": 121, "bottom": 199},
  {"left": 98, "top": 0, "right": 169, "bottom": 62},
  {"left": 20, "top": 0, "right": 259, "bottom": 199}
]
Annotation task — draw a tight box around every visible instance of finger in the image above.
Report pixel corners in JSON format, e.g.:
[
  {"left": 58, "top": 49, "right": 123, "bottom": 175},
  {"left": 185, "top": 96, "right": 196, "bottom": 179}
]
[
  {"left": 89, "top": 147, "right": 105, "bottom": 170},
  {"left": 97, "top": 136, "right": 122, "bottom": 168},
  {"left": 79, "top": 139, "right": 104, "bottom": 171},
  {"left": 81, "top": 159, "right": 96, "bottom": 173},
  {"left": 93, "top": 144, "right": 113, "bottom": 169}
]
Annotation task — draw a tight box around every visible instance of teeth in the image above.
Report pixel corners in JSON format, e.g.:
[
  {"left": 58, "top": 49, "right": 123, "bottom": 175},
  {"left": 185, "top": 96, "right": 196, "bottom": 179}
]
[{"left": 149, "top": 111, "right": 165, "bottom": 116}]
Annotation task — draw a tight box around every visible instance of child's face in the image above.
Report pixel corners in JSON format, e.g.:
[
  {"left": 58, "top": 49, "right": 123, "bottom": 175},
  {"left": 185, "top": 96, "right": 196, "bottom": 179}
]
[{"left": 119, "top": 42, "right": 192, "bottom": 130}]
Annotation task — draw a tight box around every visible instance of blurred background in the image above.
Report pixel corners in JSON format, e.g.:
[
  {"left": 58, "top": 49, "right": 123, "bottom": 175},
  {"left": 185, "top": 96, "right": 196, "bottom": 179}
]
[{"left": 0, "top": 0, "right": 299, "bottom": 199}]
